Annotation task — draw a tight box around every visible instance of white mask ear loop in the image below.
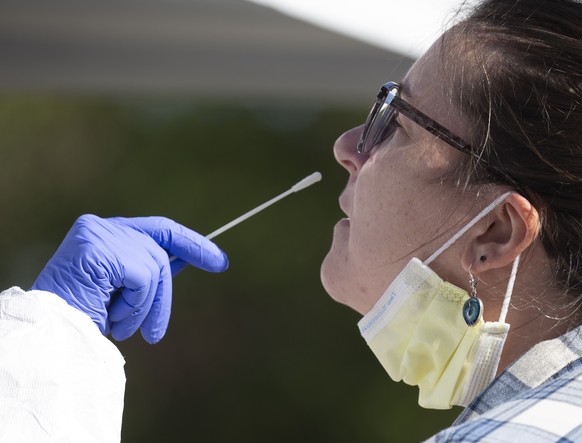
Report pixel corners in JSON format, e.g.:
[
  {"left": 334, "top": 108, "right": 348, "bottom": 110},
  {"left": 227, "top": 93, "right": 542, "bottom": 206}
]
[
  {"left": 499, "top": 255, "right": 520, "bottom": 323},
  {"left": 424, "top": 192, "right": 513, "bottom": 266}
]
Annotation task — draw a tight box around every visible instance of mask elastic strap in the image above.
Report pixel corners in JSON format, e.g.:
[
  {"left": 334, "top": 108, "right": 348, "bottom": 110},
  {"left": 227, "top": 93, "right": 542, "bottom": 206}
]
[
  {"left": 424, "top": 192, "right": 512, "bottom": 266},
  {"left": 499, "top": 255, "right": 520, "bottom": 323}
]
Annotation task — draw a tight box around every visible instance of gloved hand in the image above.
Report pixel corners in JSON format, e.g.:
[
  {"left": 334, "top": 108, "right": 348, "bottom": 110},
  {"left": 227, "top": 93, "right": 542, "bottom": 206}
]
[{"left": 32, "top": 214, "right": 228, "bottom": 344}]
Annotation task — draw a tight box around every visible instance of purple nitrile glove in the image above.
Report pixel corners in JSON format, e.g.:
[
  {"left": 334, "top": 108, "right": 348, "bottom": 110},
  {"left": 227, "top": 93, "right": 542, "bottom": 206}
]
[{"left": 32, "top": 214, "right": 228, "bottom": 344}]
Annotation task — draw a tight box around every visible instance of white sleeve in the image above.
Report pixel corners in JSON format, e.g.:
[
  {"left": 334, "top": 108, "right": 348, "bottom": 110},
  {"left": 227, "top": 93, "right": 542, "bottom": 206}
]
[{"left": 0, "top": 287, "right": 126, "bottom": 443}]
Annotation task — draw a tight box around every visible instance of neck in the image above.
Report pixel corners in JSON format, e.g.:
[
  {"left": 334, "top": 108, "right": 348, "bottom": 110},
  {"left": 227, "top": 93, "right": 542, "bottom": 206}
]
[{"left": 481, "top": 241, "right": 575, "bottom": 374}]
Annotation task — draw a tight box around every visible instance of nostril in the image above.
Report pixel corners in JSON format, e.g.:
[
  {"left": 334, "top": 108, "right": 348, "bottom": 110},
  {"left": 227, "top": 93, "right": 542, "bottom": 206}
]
[{"left": 340, "top": 159, "right": 358, "bottom": 175}]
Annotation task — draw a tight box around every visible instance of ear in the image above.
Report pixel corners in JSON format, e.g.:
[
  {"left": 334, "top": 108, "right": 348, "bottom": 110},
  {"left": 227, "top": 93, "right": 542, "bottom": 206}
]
[{"left": 461, "top": 193, "right": 540, "bottom": 273}]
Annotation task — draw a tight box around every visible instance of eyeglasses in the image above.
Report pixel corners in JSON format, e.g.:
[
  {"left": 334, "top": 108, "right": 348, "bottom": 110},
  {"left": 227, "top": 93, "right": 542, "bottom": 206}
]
[{"left": 357, "top": 81, "right": 471, "bottom": 154}]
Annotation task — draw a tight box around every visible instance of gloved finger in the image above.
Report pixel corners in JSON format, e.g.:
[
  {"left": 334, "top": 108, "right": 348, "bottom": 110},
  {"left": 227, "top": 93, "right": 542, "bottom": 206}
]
[
  {"left": 111, "top": 216, "right": 228, "bottom": 272},
  {"left": 140, "top": 257, "right": 173, "bottom": 344},
  {"left": 110, "top": 281, "right": 157, "bottom": 341},
  {"left": 108, "top": 289, "right": 132, "bottom": 323},
  {"left": 109, "top": 258, "right": 159, "bottom": 341}
]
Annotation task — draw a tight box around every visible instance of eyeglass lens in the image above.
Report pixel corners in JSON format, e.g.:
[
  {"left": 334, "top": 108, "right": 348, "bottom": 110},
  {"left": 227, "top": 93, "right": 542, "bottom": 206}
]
[{"left": 358, "top": 87, "right": 399, "bottom": 154}]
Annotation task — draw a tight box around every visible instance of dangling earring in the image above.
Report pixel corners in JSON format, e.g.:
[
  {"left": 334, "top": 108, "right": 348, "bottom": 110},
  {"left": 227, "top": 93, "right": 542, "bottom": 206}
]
[{"left": 463, "top": 265, "right": 483, "bottom": 327}]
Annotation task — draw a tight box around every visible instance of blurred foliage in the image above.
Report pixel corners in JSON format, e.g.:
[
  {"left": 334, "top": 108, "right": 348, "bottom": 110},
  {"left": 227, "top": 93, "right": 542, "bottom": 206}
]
[{"left": 0, "top": 96, "right": 459, "bottom": 442}]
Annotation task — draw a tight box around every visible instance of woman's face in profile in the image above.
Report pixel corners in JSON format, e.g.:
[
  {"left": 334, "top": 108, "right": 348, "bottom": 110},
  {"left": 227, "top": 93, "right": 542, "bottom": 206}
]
[{"left": 320, "top": 36, "right": 472, "bottom": 315}]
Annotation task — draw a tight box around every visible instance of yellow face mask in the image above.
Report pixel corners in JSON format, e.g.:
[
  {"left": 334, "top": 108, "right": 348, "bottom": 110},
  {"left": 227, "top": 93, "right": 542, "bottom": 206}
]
[{"left": 357, "top": 193, "right": 518, "bottom": 410}]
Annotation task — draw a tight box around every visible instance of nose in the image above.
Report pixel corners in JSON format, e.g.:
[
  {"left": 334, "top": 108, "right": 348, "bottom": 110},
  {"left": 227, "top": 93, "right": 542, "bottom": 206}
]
[{"left": 333, "top": 125, "right": 369, "bottom": 176}]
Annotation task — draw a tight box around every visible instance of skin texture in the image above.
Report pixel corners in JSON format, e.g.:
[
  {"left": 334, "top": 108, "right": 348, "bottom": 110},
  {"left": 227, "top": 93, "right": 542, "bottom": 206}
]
[{"left": 320, "top": 34, "right": 570, "bottom": 373}]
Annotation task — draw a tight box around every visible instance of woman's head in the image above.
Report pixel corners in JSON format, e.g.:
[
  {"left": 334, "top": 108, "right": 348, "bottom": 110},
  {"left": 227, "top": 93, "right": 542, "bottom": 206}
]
[
  {"left": 322, "top": 0, "right": 582, "bottom": 320},
  {"left": 320, "top": 39, "right": 485, "bottom": 314}
]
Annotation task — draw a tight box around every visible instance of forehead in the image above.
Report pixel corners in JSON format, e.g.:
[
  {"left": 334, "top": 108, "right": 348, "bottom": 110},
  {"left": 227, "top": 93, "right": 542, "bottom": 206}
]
[
  {"left": 401, "top": 38, "right": 447, "bottom": 101},
  {"left": 400, "top": 36, "right": 470, "bottom": 142}
]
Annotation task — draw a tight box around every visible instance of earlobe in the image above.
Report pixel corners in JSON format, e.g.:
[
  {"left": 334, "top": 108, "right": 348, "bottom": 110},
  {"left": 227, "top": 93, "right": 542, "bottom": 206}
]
[{"left": 462, "top": 193, "right": 540, "bottom": 273}]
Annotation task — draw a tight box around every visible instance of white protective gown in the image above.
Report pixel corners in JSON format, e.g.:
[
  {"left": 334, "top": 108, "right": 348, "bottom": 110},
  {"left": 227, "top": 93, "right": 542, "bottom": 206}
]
[{"left": 0, "top": 287, "right": 125, "bottom": 442}]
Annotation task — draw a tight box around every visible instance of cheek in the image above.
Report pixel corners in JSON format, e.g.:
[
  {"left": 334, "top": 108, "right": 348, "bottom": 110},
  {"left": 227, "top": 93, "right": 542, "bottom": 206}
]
[
  {"left": 349, "top": 144, "right": 463, "bottom": 271},
  {"left": 347, "top": 218, "right": 399, "bottom": 270},
  {"left": 349, "top": 156, "right": 422, "bottom": 264}
]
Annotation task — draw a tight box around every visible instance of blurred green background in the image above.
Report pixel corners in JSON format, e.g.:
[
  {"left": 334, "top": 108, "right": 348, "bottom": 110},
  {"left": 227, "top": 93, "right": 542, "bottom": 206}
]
[
  {"left": 0, "top": 97, "right": 460, "bottom": 442},
  {"left": 0, "top": 0, "right": 461, "bottom": 441}
]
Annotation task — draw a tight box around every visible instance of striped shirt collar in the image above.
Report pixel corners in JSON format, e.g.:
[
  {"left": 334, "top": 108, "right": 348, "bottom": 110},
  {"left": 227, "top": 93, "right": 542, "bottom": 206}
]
[{"left": 454, "top": 324, "right": 582, "bottom": 424}]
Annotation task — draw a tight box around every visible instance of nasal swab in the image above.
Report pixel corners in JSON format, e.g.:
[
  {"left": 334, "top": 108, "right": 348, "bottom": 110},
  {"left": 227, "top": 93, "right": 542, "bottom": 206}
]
[
  {"left": 206, "top": 171, "right": 322, "bottom": 239},
  {"left": 169, "top": 171, "right": 322, "bottom": 262}
]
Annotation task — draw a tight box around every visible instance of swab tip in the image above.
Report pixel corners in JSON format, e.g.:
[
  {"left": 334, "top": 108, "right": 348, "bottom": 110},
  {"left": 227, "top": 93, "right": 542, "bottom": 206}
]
[{"left": 291, "top": 171, "right": 322, "bottom": 192}]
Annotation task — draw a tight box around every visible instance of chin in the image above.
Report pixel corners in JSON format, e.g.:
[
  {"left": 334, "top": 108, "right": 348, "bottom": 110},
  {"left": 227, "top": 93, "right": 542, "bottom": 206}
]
[
  {"left": 320, "top": 222, "right": 363, "bottom": 311},
  {"left": 320, "top": 251, "right": 341, "bottom": 300},
  {"left": 320, "top": 251, "right": 354, "bottom": 309},
  {"left": 320, "top": 251, "right": 381, "bottom": 316},
  {"left": 320, "top": 254, "right": 333, "bottom": 292}
]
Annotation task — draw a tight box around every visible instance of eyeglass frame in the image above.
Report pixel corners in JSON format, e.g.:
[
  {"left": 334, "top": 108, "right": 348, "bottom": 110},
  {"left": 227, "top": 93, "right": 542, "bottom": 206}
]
[{"left": 356, "top": 81, "right": 472, "bottom": 155}]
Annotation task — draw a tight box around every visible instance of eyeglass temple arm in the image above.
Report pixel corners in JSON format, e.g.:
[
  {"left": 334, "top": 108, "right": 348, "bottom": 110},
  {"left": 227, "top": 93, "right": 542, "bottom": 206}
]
[{"left": 391, "top": 96, "right": 471, "bottom": 154}]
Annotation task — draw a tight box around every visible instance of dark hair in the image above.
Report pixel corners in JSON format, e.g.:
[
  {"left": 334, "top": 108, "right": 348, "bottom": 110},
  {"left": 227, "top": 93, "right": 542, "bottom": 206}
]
[{"left": 445, "top": 0, "right": 582, "bottom": 301}]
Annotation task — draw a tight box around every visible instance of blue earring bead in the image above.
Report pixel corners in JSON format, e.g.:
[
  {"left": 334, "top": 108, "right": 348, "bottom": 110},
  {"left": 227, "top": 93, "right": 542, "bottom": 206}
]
[{"left": 463, "top": 297, "right": 483, "bottom": 327}]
